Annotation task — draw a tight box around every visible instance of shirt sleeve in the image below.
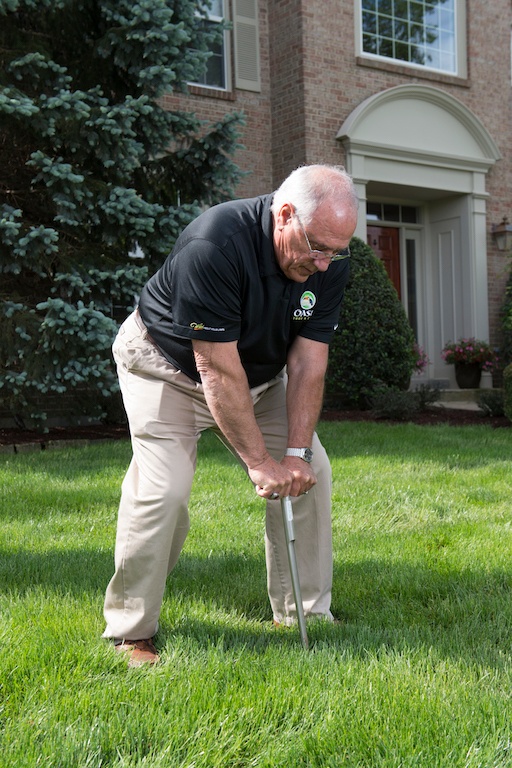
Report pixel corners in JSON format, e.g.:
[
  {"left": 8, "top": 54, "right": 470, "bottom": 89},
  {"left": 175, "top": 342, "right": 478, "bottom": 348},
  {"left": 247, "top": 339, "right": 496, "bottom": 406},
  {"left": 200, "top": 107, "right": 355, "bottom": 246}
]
[
  {"left": 297, "top": 260, "right": 350, "bottom": 344},
  {"left": 170, "top": 239, "right": 243, "bottom": 342}
]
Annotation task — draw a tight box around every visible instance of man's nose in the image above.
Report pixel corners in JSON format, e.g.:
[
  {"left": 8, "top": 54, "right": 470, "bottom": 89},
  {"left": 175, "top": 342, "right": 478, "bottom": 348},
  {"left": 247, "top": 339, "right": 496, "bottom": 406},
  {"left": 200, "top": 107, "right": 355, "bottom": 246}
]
[{"left": 312, "top": 256, "right": 331, "bottom": 272}]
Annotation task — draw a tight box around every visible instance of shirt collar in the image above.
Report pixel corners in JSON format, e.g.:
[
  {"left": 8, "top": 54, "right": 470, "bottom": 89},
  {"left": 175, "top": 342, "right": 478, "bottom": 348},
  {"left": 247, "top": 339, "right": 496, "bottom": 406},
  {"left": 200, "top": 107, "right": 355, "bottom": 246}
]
[{"left": 258, "top": 194, "right": 282, "bottom": 278}]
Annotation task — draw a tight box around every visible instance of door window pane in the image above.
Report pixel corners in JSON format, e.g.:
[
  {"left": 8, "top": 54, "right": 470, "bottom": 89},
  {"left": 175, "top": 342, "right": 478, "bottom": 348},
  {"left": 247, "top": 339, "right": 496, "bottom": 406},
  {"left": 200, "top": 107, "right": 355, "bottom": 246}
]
[
  {"left": 367, "top": 203, "right": 417, "bottom": 223},
  {"left": 383, "top": 203, "right": 400, "bottom": 222}
]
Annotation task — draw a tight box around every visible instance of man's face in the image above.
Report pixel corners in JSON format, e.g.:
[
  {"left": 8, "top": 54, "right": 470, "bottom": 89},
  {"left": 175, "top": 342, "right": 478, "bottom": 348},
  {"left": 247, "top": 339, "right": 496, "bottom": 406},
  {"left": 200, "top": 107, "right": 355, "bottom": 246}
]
[{"left": 273, "top": 202, "right": 357, "bottom": 283}]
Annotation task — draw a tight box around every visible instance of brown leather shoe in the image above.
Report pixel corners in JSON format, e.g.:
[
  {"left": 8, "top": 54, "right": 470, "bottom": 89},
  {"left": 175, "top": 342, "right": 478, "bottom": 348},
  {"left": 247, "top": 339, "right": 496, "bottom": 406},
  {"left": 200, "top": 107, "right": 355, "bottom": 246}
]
[{"left": 115, "top": 638, "right": 160, "bottom": 667}]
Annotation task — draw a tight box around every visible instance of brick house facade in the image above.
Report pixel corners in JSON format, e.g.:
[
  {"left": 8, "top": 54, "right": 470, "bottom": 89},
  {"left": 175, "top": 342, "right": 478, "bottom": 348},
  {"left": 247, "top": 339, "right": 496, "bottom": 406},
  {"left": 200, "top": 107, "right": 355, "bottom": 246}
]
[{"left": 163, "top": 0, "right": 512, "bottom": 387}]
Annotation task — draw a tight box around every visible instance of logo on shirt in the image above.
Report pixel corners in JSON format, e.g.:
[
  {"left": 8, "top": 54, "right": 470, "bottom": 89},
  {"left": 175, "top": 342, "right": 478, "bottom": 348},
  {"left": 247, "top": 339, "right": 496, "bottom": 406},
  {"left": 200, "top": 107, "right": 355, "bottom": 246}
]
[
  {"left": 300, "top": 291, "right": 316, "bottom": 310},
  {"left": 190, "top": 321, "right": 226, "bottom": 332},
  {"left": 293, "top": 291, "right": 317, "bottom": 321}
]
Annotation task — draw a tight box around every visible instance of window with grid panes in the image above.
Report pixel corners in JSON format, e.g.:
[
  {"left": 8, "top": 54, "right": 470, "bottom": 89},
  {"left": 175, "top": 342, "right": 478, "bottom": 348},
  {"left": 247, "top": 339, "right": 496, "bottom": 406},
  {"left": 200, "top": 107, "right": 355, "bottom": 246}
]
[
  {"left": 190, "top": 0, "right": 228, "bottom": 89},
  {"left": 360, "top": 0, "right": 464, "bottom": 76}
]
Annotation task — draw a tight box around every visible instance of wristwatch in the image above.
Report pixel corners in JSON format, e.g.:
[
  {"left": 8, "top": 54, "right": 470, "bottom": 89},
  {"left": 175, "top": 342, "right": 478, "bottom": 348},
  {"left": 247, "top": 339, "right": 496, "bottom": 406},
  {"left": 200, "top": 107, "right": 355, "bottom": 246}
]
[{"left": 285, "top": 447, "right": 314, "bottom": 463}]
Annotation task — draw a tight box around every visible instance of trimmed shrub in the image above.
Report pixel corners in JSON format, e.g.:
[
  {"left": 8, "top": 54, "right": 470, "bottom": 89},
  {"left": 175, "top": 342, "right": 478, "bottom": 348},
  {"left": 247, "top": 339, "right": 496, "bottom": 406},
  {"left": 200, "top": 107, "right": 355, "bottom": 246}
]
[
  {"left": 476, "top": 389, "right": 505, "bottom": 417},
  {"left": 370, "top": 387, "right": 421, "bottom": 421},
  {"left": 369, "top": 383, "right": 441, "bottom": 422},
  {"left": 326, "top": 237, "right": 416, "bottom": 407},
  {"left": 414, "top": 383, "right": 442, "bottom": 410}
]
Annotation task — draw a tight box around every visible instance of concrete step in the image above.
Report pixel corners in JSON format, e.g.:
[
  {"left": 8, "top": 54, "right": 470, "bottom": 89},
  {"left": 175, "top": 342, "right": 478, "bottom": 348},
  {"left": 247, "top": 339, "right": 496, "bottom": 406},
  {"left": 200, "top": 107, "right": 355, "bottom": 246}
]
[
  {"left": 437, "top": 389, "right": 479, "bottom": 403},
  {"left": 434, "top": 388, "right": 497, "bottom": 411}
]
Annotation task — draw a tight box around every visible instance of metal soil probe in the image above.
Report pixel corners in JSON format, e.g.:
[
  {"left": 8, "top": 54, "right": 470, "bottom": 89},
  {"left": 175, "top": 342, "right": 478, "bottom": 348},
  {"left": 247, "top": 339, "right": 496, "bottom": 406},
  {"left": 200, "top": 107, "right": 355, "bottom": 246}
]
[{"left": 280, "top": 495, "right": 309, "bottom": 650}]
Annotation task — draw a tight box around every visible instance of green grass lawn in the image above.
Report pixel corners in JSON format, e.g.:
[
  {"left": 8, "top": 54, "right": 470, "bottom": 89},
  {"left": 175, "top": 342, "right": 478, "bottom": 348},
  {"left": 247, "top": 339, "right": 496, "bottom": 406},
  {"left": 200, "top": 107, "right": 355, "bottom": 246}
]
[{"left": 1, "top": 421, "right": 511, "bottom": 767}]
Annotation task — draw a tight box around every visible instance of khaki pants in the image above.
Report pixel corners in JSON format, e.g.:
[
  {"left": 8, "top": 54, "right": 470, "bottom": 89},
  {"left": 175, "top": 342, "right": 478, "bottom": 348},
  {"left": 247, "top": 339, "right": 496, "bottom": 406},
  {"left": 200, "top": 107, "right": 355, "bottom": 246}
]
[{"left": 103, "top": 310, "right": 334, "bottom": 640}]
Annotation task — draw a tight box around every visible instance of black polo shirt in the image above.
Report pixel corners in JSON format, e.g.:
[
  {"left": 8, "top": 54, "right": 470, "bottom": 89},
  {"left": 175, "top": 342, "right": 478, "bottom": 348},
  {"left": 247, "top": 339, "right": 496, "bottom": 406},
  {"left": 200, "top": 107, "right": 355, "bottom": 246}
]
[{"left": 139, "top": 194, "right": 349, "bottom": 388}]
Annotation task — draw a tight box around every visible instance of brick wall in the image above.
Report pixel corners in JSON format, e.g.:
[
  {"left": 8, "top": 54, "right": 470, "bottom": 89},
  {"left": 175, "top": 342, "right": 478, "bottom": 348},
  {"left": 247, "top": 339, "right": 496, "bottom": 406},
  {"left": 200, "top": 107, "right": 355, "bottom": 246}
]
[
  {"left": 267, "top": 0, "right": 308, "bottom": 184},
  {"left": 166, "top": 0, "right": 512, "bottom": 347},
  {"left": 161, "top": 0, "right": 273, "bottom": 198}
]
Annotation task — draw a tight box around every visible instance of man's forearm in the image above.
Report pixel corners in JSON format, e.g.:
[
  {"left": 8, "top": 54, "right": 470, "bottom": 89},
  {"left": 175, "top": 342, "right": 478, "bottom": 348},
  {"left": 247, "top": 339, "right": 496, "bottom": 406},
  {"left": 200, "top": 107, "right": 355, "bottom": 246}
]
[
  {"left": 285, "top": 337, "right": 328, "bottom": 448},
  {"left": 194, "top": 338, "right": 318, "bottom": 499},
  {"left": 193, "top": 341, "right": 270, "bottom": 469},
  {"left": 286, "top": 372, "right": 324, "bottom": 447},
  {"left": 203, "top": 372, "right": 270, "bottom": 468}
]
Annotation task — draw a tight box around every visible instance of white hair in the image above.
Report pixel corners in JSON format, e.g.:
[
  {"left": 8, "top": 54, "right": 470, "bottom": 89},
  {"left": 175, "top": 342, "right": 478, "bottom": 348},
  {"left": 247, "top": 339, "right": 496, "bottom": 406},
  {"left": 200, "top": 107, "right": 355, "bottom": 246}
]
[{"left": 270, "top": 164, "right": 359, "bottom": 225}]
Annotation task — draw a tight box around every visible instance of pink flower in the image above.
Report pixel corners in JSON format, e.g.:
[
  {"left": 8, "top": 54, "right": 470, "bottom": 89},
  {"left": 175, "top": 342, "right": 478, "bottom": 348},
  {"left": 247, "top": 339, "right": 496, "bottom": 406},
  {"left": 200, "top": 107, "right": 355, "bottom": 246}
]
[{"left": 442, "top": 337, "right": 496, "bottom": 368}]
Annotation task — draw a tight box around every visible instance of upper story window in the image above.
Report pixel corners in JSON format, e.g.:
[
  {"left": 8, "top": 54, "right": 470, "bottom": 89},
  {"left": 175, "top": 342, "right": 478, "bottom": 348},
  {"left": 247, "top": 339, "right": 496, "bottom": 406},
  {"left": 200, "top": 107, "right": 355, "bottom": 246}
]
[
  {"left": 189, "top": 0, "right": 261, "bottom": 93},
  {"left": 190, "top": 0, "right": 230, "bottom": 90},
  {"left": 358, "top": 0, "right": 467, "bottom": 78}
]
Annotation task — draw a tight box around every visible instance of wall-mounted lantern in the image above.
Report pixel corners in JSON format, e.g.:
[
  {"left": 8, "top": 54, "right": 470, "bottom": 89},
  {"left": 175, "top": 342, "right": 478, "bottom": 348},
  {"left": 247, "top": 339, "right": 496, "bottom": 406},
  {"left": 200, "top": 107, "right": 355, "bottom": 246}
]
[{"left": 492, "top": 217, "right": 512, "bottom": 251}]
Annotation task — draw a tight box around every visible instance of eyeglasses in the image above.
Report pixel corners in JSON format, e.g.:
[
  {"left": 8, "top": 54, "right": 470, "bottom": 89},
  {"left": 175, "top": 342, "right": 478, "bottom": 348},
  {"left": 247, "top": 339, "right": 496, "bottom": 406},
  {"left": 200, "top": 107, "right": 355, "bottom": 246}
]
[{"left": 295, "top": 215, "right": 350, "bottom": 262}]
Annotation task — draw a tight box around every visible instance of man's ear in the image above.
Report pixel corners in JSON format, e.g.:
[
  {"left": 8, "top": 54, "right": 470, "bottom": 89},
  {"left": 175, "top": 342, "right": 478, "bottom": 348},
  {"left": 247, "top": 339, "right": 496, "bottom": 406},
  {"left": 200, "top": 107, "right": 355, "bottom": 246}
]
[{"left": 277, "top": 203, "right": 294, "bottom": 229}]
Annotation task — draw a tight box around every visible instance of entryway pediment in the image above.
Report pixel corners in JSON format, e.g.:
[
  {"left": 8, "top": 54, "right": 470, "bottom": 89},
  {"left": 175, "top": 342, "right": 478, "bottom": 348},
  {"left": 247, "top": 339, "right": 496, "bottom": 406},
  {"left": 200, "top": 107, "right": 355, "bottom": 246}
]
[
  {"left": 337, "top": 84, "right": 500, "bottom": 168},
  {"left": 337, "top": 84, "right": 499, "bottom": 388}
]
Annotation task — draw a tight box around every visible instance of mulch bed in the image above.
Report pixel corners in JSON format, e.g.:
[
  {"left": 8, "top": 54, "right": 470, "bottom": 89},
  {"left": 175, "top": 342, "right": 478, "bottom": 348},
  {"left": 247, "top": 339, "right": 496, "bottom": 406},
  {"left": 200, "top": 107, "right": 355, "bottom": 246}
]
[
  {"left": 0, "top": 406, "right": 509, "bottom": 449},
  {"left": 0, "top": 423, "right": 130, "bottom": 449},
  {"left": 321, "top": 407, "right": 510, "bottom": 428}
]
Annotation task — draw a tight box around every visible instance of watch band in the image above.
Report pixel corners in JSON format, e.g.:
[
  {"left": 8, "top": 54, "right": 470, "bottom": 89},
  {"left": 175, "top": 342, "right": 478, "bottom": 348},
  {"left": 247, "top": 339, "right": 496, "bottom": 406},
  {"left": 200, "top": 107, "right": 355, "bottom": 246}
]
[{"left": 285, "top": 447, "right": 313, "bottom": 463}]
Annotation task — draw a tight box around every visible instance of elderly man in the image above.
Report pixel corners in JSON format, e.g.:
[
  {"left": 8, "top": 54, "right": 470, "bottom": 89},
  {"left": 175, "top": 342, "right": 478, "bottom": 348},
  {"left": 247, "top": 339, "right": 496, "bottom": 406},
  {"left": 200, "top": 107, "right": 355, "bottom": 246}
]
[{"left": 104, "top": 164, "right": 359, "bottom": 666}]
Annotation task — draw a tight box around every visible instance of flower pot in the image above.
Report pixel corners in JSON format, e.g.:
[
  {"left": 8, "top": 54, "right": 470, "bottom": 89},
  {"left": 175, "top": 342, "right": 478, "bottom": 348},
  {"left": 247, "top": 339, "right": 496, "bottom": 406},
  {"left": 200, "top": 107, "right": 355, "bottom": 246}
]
[{"left": 454, "top": 362, "right": 482, "bottom": 389}]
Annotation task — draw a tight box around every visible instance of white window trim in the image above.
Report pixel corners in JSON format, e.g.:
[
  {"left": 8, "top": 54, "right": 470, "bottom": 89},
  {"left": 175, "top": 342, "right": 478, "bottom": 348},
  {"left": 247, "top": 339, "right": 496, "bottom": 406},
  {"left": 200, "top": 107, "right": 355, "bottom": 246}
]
[{"left": 355, "top": 0, "right": 467, "bottom": 79}]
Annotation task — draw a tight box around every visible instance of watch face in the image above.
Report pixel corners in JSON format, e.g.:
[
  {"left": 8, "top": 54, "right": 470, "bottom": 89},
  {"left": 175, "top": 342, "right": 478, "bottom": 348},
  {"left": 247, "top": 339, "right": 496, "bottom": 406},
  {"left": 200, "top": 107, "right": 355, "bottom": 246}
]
[{"left": 303, "top": 448, "right": 313, "bottom": 463}]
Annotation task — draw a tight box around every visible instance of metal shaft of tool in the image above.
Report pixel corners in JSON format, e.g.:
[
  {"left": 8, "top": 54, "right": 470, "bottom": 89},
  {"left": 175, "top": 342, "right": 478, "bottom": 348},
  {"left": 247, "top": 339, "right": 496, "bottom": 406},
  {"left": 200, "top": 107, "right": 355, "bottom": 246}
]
[{"left": 280, "top": 496, "right": 309, "bottom": 650}]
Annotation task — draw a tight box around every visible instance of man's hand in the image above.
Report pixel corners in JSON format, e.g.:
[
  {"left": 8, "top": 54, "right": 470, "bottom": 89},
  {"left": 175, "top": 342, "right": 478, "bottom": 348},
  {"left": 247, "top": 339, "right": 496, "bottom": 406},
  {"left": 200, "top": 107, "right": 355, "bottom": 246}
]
[
  {"left": 282, "top": 455, "right": 317, "bottom": 497},
  {"left": 253, "top": 455, "right": 317, "bottom": 499},
  {"left": 251, "top": 456, "right": 293, "bottom": 500}
]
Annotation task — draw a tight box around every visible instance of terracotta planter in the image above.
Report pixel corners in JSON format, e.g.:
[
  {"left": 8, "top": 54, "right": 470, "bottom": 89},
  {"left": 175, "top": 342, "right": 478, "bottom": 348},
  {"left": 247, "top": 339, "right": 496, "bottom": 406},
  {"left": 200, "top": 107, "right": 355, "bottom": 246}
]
[{"left": 454, "top": 362, "right": 482, "bottom": 389}]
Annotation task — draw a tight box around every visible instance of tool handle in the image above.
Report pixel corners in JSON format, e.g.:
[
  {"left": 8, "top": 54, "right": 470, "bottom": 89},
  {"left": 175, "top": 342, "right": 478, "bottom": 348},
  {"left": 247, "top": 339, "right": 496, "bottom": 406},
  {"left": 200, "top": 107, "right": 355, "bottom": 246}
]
[{"left": 281, "top": 494, "right": 296, "bottom": 542}]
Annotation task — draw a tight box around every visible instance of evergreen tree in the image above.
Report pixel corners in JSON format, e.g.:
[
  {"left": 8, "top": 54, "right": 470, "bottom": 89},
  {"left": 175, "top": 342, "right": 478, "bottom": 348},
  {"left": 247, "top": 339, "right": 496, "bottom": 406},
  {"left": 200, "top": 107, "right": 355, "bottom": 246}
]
[{"left": 0, "top": 0, "right": 244, "bottom": 426}]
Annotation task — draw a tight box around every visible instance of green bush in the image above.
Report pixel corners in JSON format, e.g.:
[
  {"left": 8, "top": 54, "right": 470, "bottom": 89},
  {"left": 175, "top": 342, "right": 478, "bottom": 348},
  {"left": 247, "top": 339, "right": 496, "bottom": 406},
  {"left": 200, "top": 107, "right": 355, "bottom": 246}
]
[
  {"left": 414, "top": 383, "right": 442, "bottom": 410},
  {"left": 503, "top": 364, "right": 512, "bottom": 422},
  {"left": 368, "top": 383, "right": 442, "bottom": 422},
  {"left": 326, "top": 237, "right": 416, "bottom": 407},
  {"left": 476, "top": 389, "right": 505, "bottom": 417},
  {"left": 370, "top": 387, "right": 421, "bottom": 421}
]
